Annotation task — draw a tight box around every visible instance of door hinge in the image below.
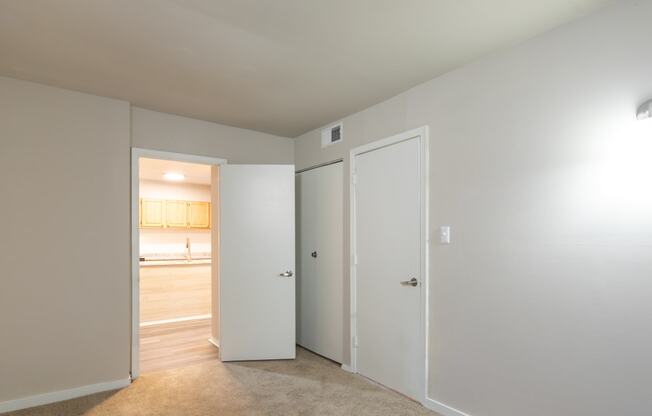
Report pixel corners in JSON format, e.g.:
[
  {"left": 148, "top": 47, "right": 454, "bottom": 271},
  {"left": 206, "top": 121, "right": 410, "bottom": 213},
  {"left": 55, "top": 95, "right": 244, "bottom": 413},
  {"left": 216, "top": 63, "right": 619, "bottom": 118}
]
[
  {"left": 353, "top": 335, "right": 359, "bottom": 348},
  {"left": 352, "top": 172, "right": 357, "bottom": 185}
]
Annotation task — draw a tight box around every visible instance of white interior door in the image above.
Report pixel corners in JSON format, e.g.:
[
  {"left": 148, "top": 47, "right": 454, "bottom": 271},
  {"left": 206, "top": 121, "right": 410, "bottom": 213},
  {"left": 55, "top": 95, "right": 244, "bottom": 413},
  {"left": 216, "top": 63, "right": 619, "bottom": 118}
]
[
  {"left": 219, "top": 164, "right": 295, "bottom": 361},
  {"left": 354, "top": 137, "right": 424, "bottom": 401},
  {"left": 296, "top": 162, "right": 343, "bottom": 363}
]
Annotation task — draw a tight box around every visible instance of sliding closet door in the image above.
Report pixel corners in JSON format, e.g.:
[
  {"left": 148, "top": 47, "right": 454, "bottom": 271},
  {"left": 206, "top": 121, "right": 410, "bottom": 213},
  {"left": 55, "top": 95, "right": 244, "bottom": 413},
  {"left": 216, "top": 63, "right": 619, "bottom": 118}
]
[{"left": 296, "top": 162, "right": 343, "bottom": 363}]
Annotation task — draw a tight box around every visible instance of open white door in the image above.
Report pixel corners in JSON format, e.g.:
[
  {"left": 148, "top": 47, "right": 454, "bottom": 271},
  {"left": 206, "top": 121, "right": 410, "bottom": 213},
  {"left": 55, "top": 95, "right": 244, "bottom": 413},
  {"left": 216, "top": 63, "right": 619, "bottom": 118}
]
[{"left": 219, "top": 165, "right": 296, "bottom": 361}]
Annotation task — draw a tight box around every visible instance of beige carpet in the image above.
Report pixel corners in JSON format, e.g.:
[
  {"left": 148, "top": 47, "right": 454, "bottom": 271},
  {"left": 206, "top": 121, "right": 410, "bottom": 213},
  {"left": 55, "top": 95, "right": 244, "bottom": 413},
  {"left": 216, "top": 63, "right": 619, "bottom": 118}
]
[{"left": 4, "top": 348, "right": 439, "bottom": 416}]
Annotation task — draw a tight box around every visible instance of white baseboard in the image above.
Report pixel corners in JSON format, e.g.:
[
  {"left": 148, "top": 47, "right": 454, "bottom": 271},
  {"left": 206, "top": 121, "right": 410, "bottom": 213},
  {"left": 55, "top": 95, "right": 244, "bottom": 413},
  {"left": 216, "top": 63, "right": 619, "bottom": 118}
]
[
  {"left": 0, "top": 378, "right": 131, "bottom": 414},
  {"left": 140, "top": 314, "right": 211, "bottom": 327},
  {"left": 424, "top": 398, "right": 471, "bottom": 416},
  {"left": 208, "top": 337, "right": 220, "bottom": 348},
  {"left": 340, "top": 364, "right": 354, "bottom": 373}
]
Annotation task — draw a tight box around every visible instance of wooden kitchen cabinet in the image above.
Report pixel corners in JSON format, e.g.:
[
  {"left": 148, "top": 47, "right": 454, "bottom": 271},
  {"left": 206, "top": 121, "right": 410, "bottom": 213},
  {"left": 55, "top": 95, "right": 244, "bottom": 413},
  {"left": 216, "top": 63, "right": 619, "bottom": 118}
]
[
  {"left": 188, "top": 201, "right": 211, "bottom": 228},
  {"left": 165, "top": 200, "right": 188, "bottom": 228},
  {"left": 139, "top": 198, "right": 211, "bottom": 229},
  {"left": 139, "top": 263, "right": 211, "bottom": 323},
  {"left": 140, "top": 199, "right": 165, "bottom": 227}
]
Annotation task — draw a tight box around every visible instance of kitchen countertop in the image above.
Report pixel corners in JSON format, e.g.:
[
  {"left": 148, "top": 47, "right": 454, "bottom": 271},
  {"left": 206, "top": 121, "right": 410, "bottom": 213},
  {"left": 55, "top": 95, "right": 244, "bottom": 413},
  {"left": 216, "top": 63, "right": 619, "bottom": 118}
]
[{"left": 139, "top": 258, "right": 211, "bottom": 267}]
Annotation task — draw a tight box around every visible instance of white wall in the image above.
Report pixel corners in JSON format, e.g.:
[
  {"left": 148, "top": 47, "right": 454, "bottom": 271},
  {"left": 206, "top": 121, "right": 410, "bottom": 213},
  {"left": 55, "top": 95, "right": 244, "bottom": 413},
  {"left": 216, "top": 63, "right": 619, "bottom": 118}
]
[
  {"left": 131, "top": 107, "right": 294, "bottom": 164},
  {"left": 139, "top": 180, "right": 211, "bottom": 257},
  {"left": 0, "top": 77, "right": 293, "bottom": 405},
  {"left": 139, "top": 179, "right": 211, "bottom": 201},
  {"left": 0, "top": 77, "right": 131, "bottom": 402},
  {"left": 294, "top": 1, "right": 652, "bottom": 415}
]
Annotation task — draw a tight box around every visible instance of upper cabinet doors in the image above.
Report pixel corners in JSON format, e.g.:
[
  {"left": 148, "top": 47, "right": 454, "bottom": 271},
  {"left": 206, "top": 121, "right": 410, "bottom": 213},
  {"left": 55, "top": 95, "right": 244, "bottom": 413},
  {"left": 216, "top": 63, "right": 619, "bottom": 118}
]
[
  {"left": 188, "top": 201, "right": 211, "bottom": 228},
  {"left": 165, "top": 200, "right": 188, "bottom": 227},
  {"left": 140, "top": 199, "right": 165, "bottom": 227},
  {"left": 139, "top": 198, "right": 211, "bottom": 229}
]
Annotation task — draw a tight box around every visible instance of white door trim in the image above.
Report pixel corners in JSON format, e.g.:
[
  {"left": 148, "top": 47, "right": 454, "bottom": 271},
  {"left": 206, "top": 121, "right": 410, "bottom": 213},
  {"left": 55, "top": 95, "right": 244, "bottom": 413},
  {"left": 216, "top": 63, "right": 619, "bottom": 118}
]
[
  {"left": 130, "top": 147, "right": 227, "bottom": 379},
  {"left": 348, "top": 126, "right": 430, "bottom": 404}
]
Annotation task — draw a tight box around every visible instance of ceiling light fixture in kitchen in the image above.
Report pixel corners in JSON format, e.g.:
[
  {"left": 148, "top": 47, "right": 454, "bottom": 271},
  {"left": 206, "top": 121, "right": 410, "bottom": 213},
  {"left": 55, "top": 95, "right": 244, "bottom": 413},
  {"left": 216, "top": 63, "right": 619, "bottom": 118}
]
[{"left": 163, "top": 172, "right": 185, "bottom": 181}]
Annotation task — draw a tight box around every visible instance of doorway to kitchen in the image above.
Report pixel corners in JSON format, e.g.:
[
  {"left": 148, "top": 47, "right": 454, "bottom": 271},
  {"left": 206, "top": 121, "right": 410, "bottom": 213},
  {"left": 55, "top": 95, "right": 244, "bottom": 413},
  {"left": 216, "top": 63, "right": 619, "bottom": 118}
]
[
  {"left": 131, "top": 149, "right": 226, "bottom": 378},
  {"left": 138, "top": 157, "right": 215, "bottom": 374},
  {"left": 131, "top": 148, "right": 297, "bottom": 379}
]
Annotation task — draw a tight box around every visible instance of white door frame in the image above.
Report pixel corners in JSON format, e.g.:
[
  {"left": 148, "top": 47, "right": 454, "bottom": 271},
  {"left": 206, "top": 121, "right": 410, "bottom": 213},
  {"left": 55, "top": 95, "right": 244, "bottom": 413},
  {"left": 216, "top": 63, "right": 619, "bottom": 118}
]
[
  {"left": 130, "top": 148, "right": 227, "bottom": 379},
  {"left": 348, "top": 126, "right": 430, "bottom": 404}
]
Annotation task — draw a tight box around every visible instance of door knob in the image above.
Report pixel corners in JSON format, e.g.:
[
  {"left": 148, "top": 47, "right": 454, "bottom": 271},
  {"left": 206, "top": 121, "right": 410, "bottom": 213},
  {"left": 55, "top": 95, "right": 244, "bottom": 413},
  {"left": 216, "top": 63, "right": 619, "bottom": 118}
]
[
  {"left": 311, "top": 251, "right": 318, "bottom": 258},
  {"left": 279, "top": 271, "right": 294, "bottom": 277},
  {"left": 400, "top": 277, "right": 418, "bottom": 287}
]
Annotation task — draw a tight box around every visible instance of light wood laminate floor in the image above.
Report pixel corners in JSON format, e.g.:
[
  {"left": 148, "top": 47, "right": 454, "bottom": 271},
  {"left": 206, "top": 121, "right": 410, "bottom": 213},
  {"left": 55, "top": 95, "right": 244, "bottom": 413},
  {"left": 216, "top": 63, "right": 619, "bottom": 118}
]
[{"left": 140, "top": 318, "right": 218, "bottom": 374}]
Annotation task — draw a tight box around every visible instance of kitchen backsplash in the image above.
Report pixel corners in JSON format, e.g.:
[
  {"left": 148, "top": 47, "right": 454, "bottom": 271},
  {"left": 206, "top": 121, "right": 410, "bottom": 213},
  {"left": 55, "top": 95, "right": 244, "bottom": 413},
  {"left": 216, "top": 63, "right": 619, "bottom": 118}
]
[{"left": 140, "top": 229, "right": 211, "bottom": 259}]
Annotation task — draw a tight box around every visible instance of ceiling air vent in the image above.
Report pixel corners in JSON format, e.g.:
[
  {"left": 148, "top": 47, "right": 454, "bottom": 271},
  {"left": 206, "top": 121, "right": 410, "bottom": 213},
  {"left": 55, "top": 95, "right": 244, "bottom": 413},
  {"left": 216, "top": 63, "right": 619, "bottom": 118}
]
[{"left": 321, "top": 122, "right": 343, "bottom": 148}]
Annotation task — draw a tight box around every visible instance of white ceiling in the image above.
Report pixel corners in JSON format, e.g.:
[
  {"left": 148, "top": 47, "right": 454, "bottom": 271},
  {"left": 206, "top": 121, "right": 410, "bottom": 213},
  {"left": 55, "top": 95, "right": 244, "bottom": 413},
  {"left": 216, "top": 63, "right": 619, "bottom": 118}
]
[
  {"left": 0, "top": 0, "right": 611, "bottom": 137},
  {"left": 139, "top": 158, "right": 211, "bottom": 185}
]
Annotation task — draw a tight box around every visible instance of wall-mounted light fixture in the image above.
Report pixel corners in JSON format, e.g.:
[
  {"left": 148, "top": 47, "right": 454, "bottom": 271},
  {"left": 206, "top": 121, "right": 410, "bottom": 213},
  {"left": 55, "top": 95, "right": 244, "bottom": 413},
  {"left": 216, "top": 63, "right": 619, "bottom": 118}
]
[{"left": 636, "top": 99, "right": 652, "bottom": 120}]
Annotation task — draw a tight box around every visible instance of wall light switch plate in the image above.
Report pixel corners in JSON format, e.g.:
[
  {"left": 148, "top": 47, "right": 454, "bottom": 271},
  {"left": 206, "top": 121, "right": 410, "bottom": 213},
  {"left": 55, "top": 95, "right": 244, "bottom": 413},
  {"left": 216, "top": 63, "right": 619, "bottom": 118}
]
[{"left": 440, "top": 226, "right": 451, "bottom": 244}]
